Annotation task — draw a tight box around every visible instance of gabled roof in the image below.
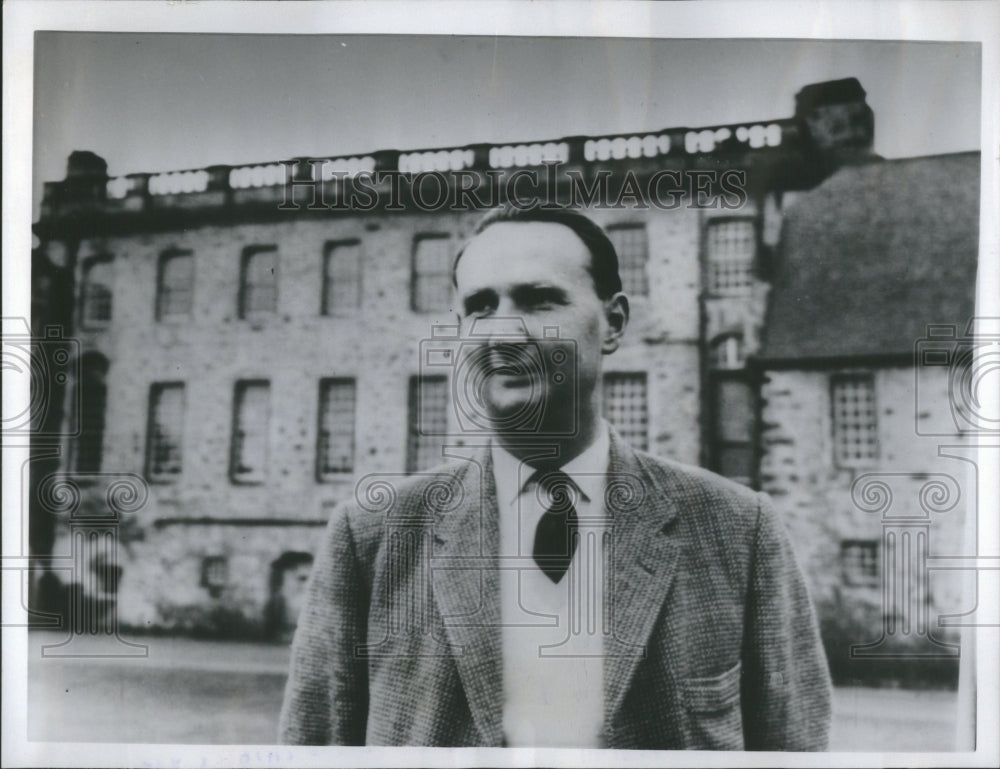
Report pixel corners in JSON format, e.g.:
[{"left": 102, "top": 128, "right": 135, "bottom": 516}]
[{"left": 759, "top": 152, "right": 980, "bottom": 365}]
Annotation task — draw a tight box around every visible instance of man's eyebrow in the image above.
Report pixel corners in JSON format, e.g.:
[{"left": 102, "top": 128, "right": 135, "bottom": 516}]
[
  {"left": 510, "top": 284, "right": 570, "bottom": 302},
  {"left": 461, "top": 288, "right": 498, "bottom": 309}
]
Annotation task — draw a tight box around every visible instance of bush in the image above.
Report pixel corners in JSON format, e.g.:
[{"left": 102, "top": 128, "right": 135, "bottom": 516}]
[
  {"left": 815, "top": 592, "right": 960, "bottom": 690},
  {"left": 151, "top": 603, "right": 268, "bottom": 641}
]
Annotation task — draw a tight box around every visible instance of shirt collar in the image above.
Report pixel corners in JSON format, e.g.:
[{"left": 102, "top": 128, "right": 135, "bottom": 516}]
[{"left": 491, "top": 421, "right": 611, "bottom": 510}]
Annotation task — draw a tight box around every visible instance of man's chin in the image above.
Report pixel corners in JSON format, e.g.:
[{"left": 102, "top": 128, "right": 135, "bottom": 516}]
[{"left": 481, "top": 391, "right": 543, "bottom": 430}]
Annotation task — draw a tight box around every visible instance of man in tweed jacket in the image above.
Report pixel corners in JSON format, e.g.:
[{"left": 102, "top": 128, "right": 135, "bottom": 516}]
[{"left": 280, "top": 207, "right": 831, "bottom": 749}]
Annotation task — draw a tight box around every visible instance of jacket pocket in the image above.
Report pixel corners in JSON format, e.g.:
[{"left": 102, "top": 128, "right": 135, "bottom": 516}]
[{"left": 681, "top": 662, "right": 744, "bottom": 749}]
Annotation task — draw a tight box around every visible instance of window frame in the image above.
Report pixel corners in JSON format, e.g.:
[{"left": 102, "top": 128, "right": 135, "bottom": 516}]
[
  {"left": 145, "top": 381, "right": 186, "bottom": 483},
  {"left": 707, "top": 369, "right": 758, "bottom": 488},
  {"left": 321, "top": 239, "right": 363, "bottom": 315},
  {"left": 239, "top": 245, "right": 278, "bottom": 319},
  {"left": 316, "top": 377, "right": 357, "bottom": 481},
  {"left": 406, "top": 374, "right": 449, "bottom": 473},
  {"left": 156, "top": 249, "right": 195, "bottom": 321},
  {"left": 603, "top": 371, "right": 649, "bottom": 452},
  {"left": 80, "top": 254, "right": 115, "bottom": 329},
  {"left": 606, "top": 223, "right": 650, "bottom": 297},
  {"left": 410, "top": 234, "right": 453, "bottom": 313},
  {"left": 71, "top": 353, "right": 110, "bottom": 475},
  {"left": 704, "top": 216, "right": 758, "bottom": 296},
  {"left": 831, "top": 373, "right": 878, "bottom": 468},
  {"left": 840, "top": 539, "right": 880, "bottom": 587},
  {"left": 229, "top": 379, "right": 271, "bottom": 485},
  {"left": 200, "top": 555, "right": 229, "bottom": 598}
]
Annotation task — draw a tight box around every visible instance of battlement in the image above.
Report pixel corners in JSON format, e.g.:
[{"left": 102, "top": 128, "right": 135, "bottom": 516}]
[{"left": 35, "top": 77, "right": 874, "bottom": 237}]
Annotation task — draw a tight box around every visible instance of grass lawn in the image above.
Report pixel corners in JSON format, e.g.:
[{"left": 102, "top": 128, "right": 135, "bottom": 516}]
[{"left": 25, "top": 632, "right": 959, "bottom": 750}]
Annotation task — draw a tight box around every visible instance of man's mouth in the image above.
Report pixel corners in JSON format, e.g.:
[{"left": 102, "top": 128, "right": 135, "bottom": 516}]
[
  {"left": 493, "top": 369, "right": 531, "bottom": 386},
  {"left": 486, "top": 348, "right": 538, "bottom": 383}
]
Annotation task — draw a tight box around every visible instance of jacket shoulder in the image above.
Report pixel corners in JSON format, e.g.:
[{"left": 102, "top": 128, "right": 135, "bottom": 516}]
[
  {"left": 331, "top": 457, "right": 472, "bottom": 548},
  {"left": 633, "top": 448, "right": 766, "bottom": 534}
]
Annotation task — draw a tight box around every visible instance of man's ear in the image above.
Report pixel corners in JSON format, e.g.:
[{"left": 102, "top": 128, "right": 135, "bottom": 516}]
[{"left": 601, "top": 292, "right": 630, "bottom": 354}]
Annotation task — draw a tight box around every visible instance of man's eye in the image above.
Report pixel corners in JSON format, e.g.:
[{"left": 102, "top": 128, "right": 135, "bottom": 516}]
[{"left": 464, "top": 295, "right": 496, "bottom": 316}]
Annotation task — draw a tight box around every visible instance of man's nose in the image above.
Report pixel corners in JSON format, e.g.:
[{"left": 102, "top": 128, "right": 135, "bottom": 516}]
[{"left": 474, "top": 314, "right": 530, "bottom": 346}]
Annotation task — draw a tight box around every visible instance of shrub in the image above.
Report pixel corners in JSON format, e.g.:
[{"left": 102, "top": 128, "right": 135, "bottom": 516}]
[{"left": 815, "top": 591, "right": 960, "bottom": 689}]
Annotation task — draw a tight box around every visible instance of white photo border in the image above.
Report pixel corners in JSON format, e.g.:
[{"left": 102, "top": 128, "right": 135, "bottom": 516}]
[{"left": 3, "top": 1, "right": 998, "bottom": 767}]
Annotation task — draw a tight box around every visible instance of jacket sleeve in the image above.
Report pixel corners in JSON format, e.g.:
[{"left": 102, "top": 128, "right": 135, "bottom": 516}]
[
  {"left": 278, "top": 504, "right": 369, "bottom": 745},
  {"left": 740, "top": 492, "right": 832, "bottom": 750}
]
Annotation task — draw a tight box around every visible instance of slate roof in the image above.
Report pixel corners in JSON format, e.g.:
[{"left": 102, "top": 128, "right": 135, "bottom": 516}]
[{"left": 758, "top": 152, "right": 980, "bottom": 365}]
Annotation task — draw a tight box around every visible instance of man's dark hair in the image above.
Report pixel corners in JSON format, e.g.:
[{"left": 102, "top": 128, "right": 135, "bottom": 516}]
[{"left": 452, "top": 206, "right": 623, "bottom": 300}]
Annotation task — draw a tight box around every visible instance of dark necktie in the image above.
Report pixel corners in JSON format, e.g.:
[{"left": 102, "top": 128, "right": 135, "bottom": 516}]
[{"left": 531, "top": 470, "right": 580, "bottom": 583}]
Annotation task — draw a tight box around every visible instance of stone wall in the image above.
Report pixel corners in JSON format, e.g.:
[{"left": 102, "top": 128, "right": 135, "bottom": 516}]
[
  {"left": 759, "top": 365, "right": 971, "bottom": 624},
  {"left": 51, "top": 204, "right": 710, "bottom": 629}
]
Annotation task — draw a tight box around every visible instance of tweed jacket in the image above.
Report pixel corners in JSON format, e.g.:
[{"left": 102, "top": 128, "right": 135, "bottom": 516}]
[{"left": 279, "top": 431, "right": 832, "bottom": 749}]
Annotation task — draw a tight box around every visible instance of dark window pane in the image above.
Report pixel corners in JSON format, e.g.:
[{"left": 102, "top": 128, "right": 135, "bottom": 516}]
[
  {"left": 158, "top": 251, "right": 194, "bottom": 319},
  {"left": 82, "top": 258, "right": 113, "bottom": 325},
  {"left": 406, "top": 376, "right": 448, "bottom": 472},
  {"left": 147, "top": 383, "right": 185, "bottom": 479},
  {"left": 412, "top": 236, "right": 452, "bottom": 312},
  {"left": 832, "top": 375, "right": 877, "bottom": 465},
  {"left": 323, "top": 241, "right": 362, "bottom": 313},
  {"left": 231, "top": 381, "right": 269, "bottom": 482},
  {"left": 317, "top": 378, "right": 356, "bottom": 478},
  {"left": 604, "top": 373, "right": 648, "bottom": 451},
  {"left": 716, "top": 379, "right": 754, "bottom": 442},
  {"left": 718, "top": 445, "right": 754, "bottom": 481},
  {"left": 706, "top": 220, "right": 755, "bottom": 294},
  {"left": 608, "top": 225, "right": 649, "bottom": 296},
  {"left": 241, "top": 247, "right": 277, "bottom": 317}
]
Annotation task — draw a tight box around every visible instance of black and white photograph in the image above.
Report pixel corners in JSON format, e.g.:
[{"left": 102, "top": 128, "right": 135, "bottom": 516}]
[{"left": 3, "top": 1, "right": 998, "bottom": 766}]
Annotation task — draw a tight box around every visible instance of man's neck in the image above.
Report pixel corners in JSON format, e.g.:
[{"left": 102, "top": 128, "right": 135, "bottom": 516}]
[{"left": 492, "top": 416, "right": 602, "bottom": 471}]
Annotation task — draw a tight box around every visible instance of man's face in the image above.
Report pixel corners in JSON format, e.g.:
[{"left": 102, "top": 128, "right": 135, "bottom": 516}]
[{"left": 454, "top": 221, "right": 618, "bottom": 436}]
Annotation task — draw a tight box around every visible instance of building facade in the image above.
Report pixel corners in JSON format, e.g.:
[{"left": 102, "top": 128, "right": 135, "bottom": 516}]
[
  {"left": 757, "top": 152, "right": 980, "bottom": 682},
  {"left": 32, "top": 77, "right": 970, "bottom": 646}
]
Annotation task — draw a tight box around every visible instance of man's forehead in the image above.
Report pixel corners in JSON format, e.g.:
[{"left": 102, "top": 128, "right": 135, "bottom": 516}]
[
  {"left": 457, "top": 221, "right": 591, "bottom": 285},
  {"left": 467, "top": 220, "right": 587, "bottom": 250}
]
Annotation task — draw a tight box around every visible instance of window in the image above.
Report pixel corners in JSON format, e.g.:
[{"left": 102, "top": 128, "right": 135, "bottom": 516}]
[
  {"left": 317, "top": 378, "right": 356, "bottom": 480},
  {"left": 406, "top": 375, "right": 448, "bottom": 473},
  {"left": 146, "top": 383, "right": 185, "bottom": 481},
  {"left": 230, "top": 381, "right": 270, "bottom": 483},
  {"left": 201, "top": 556, "right": 229, "bottom": 598},
  {"left": 240, "top": 246, "right": 277, "bottom": 317},
  {"left": 604, "top": 373, "right": 648, "bottom": 451},
  {"left": 832, "top": 375, "right": 877, "bottom": 466},
  {"left": 706, "top": 219, "right": 755, "bottom": 294},
  {"left": 411, "top": 235, "right": 452, "bottom": 312},
  {"left": 81, "top": 256, "right": 113, "bottom": 326},
  {"left": 709, "top": 376, "right": 756, "bottom": 486},
  {"left": 841, "top": 540, "right": 879, "bottom": 586},
  {"left": 322, "top": 240, "right": 362, "bottom": 313},
  {"left": 608, "top": 224, "right": 649, "bottom": 296},
  {"left": 157, "top": 250, "right": 194, "bottom": 320},
  {"left": 73, "top": 353, "right": 109, "bottom": 473}
]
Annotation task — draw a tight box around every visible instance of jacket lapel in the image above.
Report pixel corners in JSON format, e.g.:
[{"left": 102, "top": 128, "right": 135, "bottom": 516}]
[
  {"left": 429, "top": 448, "right": 504, "bottom": 746},
  {"left": 422, "top": 437, "right": 683, "bottom": 745},
  {"left": 603, "top": 431, "right": 683, "bottom": 733}
]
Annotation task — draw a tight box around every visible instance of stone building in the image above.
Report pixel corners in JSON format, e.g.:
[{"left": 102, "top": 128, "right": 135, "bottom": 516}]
[
  {"left": 29, "top": 77, "right": 974, "bottom": 645},
  {"left": 756, "top": 151, "right": 980, "bottom": 678}
]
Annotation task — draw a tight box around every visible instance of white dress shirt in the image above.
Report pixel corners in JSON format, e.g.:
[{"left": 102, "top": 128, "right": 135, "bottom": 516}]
[{"left": 492, "top": 423, "right": 611, "bottom": 747}]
